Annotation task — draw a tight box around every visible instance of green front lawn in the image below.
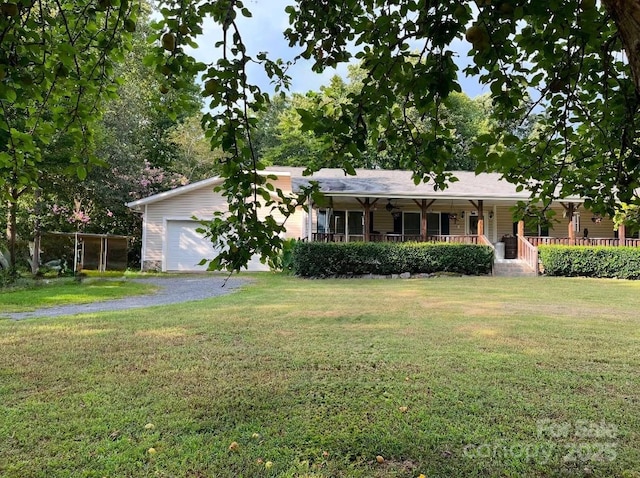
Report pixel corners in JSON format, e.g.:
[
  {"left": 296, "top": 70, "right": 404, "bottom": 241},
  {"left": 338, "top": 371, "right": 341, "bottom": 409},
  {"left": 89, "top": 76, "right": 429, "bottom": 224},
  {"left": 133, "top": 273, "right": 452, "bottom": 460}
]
[
  {"left": 0, "top": 278, "right": 157, "bottom": 314},
  {"left": 1, "top": 275, "right": 639, "bottom": 477}
]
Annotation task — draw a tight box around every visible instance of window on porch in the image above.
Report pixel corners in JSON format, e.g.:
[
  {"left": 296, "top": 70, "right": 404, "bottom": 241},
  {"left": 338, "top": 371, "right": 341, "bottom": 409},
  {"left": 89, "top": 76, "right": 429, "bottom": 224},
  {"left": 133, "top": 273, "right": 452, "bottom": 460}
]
[
  {"left": 426, "top": 212, "right": 449, "bottom": 236},
  {"left": 427, "top": 213, "right": 440, "bottom": 236},
  {"left": 333, "top": 211, "right": 346, "bottom": 234},
  {"left": 347, "top": 211, "right": 364, "bottom": 236},
  {"left": 404, "top": 212, "right": 421, "bottom": 236},
  {"left": 513, "top": 218, "right": 550, "bottom": 236},
  {"left": 317, "top": 210, "right": 329, "bottom": 233}
]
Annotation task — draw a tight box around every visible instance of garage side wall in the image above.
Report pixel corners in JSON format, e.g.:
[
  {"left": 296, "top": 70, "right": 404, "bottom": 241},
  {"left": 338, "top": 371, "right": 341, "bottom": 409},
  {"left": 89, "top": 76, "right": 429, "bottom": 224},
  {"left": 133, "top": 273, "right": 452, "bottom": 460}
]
[{"left": 141, "top": 178, "right": 305, "bottom": 271}]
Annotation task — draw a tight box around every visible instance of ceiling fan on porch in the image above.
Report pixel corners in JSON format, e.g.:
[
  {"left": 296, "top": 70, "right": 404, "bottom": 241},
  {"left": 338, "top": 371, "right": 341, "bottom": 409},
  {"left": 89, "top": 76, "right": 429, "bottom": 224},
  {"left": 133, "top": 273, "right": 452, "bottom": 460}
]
[
  {"left": 385, "top": 199, "right": 401, "bottom": 213},
  {"left": 385, "top": 199, "right": 403, "bottom": 220}
]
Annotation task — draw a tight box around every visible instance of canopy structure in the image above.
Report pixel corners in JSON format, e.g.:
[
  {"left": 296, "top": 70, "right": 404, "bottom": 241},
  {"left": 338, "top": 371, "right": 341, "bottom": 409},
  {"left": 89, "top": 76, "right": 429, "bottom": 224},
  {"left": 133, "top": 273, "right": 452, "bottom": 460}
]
[{"left": 42, "top": 232, "right": 129, "bottom": 272}]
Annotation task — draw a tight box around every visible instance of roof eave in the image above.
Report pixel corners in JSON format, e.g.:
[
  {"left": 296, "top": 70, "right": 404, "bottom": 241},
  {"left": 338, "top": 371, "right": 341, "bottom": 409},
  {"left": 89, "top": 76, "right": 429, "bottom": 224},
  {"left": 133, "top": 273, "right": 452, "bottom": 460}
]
[
  {"left": 302, "top": 191, "right": 585, "bottom": 203},
  {"left": 125, "top": 176, "right": 224, "bottom": 209},
  {"left": 126, "top": 170, "right": 293, "bottom": 210}
]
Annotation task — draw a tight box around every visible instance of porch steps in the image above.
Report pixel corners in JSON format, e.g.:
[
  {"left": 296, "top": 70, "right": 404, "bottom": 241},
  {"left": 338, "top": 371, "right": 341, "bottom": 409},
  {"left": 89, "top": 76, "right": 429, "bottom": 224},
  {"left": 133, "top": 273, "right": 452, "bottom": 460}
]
[{"left": 493, "top": 259, "right": 537, "bottom": 277}]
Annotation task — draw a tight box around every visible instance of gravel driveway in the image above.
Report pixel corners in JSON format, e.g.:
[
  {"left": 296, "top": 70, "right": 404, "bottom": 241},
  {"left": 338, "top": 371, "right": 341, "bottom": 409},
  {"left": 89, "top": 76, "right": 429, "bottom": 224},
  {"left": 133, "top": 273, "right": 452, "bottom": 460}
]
[{"left": 4, "top": 276, "right": 249, "bottom": 321}]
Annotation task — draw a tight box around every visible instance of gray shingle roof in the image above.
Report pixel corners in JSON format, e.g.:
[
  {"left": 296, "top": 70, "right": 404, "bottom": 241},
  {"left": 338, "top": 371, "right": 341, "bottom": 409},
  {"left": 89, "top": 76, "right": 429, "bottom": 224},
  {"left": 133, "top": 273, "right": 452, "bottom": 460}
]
[{"left": 273, "top": 167, "right": 581, "bottom": 202}]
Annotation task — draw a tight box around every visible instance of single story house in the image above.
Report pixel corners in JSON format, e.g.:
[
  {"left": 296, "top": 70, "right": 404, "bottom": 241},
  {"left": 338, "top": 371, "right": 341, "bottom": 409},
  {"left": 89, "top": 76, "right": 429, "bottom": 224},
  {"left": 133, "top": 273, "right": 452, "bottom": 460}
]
[{"left": 127, "top": 167, "right": 636, "bottom": 273}]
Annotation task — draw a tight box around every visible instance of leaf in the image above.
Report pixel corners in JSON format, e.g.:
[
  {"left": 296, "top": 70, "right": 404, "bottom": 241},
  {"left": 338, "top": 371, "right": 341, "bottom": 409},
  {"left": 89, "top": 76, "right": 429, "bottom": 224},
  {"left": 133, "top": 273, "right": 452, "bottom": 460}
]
[{"left": 77, "top": 165, "right": 87, "bottom": 180}]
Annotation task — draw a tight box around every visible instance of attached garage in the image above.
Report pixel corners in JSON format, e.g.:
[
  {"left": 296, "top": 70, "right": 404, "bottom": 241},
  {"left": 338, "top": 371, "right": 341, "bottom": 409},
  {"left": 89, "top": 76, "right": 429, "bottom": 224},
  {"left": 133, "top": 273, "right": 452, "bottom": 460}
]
[
  {"left": 126, "top": 169, "right": 306, "bottom": 272},
  {"left": 164, "top": 220, "right": 218, "bottom": 271},
  {"left": 164, "top": 220, "right": 271, "bottom": 272}
]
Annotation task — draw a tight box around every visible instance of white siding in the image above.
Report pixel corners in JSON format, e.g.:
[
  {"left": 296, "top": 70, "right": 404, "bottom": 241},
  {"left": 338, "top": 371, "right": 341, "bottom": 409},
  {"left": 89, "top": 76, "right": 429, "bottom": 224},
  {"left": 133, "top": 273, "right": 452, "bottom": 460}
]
[
  {"left": 142, "top": 175, "right": 303, "bottom": 269},
  {"left": 145, "top": 186, "right": 228, "bottom": 263}
]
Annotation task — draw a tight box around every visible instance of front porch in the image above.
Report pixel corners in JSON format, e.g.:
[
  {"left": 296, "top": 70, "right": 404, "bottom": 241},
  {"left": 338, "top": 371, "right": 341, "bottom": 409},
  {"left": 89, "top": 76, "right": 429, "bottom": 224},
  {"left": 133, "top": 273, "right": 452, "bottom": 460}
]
[{"left": 305, "top": 196, "right": 640, "bottom": 276}]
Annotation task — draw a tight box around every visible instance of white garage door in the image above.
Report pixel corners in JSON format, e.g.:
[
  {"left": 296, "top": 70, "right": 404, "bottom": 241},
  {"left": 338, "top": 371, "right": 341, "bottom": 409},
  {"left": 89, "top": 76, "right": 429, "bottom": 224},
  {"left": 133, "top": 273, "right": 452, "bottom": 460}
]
[{"left": 165, "top": 220, "right": 269, "bottom": 272}]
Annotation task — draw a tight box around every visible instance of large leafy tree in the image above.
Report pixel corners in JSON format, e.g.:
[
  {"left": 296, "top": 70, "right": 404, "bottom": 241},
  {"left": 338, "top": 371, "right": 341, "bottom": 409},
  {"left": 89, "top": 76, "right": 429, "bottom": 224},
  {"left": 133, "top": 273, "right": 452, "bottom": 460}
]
[
  {"left": 257, "top": 80, "right": 494, "bottom": 171},
  {"left": 30, "top": 7, "right": 202, "bottom": 267},
  {"left": 0, "top": 3, "right": 202, "bottom": 272},
  {"left": 167, "top": 115, "right": 225, "bottom": 181},
  {"left": 0, "top": 0, "right": 139, "bottom": 270},
  {"left": 144, "top": 1, "right": 640, "bottom": 270}
]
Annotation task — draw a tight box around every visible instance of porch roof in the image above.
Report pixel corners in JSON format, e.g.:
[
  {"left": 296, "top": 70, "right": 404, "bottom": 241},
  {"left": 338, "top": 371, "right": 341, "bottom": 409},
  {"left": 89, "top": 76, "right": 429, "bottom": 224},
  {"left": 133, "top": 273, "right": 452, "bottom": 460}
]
[{"left": 286, "top": 168, "right": 583, "bottom": 203}]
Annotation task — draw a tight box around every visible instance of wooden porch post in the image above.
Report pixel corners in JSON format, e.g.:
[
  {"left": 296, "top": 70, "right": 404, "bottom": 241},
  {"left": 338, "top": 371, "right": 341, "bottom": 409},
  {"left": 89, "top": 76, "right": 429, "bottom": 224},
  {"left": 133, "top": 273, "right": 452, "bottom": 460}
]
[
  {"left": 363, "top": 198, "right": 370, "bottom": 242},
  {"left": 517, "top": 219, "right": 525, "bottom": 257},
  {"left": 421, "top": 199, "right": 427, "bottom": 241},
  {"left": 567, "top": 203, "right": 575, "bottom": 245},
  {"left": 413, "top": 199, "right": 435, "bottom": 242},
  {"left": 618, "top": 223, "right": 626, "bottom": 246},
  {"left": 357, "top": 198, "right": 371, "bottom": 242},
  {"left": 477, "top": 200, "right": 484, "bottom": 236}
]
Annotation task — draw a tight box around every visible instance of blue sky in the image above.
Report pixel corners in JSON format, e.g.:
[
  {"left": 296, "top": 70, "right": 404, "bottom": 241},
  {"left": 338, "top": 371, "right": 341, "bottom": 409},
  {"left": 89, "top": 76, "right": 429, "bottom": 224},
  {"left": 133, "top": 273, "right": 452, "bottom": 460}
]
[{"left": 187, "top": 0, "right": 488, "bottom": 98}]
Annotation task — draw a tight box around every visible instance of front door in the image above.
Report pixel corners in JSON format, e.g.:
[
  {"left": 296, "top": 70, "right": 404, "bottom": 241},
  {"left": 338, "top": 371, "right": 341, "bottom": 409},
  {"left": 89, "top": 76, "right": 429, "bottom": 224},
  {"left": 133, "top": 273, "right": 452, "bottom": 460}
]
[
  {"left": 469, "top": 215, "right": 479, "bottom": 235},
  {"left": 393, "top": 213, "right": 402, "bottom": 234}
]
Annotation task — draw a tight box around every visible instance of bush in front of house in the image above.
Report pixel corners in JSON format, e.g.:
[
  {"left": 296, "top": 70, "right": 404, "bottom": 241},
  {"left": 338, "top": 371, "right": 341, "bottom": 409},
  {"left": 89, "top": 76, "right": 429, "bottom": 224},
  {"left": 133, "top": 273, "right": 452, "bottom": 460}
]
[
  {"left": 539, "top": 245, "right": 640, "bottom": 279},
  {"left": 291, "top": 241, "right": 494, "bottom": 277}
]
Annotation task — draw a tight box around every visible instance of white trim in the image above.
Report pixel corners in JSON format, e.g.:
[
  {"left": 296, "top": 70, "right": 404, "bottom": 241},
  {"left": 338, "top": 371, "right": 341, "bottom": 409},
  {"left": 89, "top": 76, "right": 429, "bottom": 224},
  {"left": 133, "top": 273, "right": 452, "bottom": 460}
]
[
  {"left": 301, "top": 206, "right": 307, "bottom": 240},
  {"left": 306, "top": 196, "right": 313, "bottom": 241},
  {"left": 493, "top": 205, "right": 498, "bottom": 243},
  {"left": 126, "top": 170, "right": 294, "bottom": 210},
  {"left": 127, "top": 177, "right": 223, "bottom": 209},
  {"left": 140, "top": 204, "right": 148, "bottom": 271},
  {"left": 162, "top": 217, "right": 168, "bottom": 272}
]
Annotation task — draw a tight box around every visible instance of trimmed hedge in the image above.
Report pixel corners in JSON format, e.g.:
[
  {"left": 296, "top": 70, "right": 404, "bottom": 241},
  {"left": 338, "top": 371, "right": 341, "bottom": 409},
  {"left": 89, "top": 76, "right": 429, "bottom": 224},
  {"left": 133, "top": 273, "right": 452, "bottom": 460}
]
[
  {"left": 539, "top": 245, "right": 640, "bottom": 279},
  {"left": 292, "top": 241, "right": 494, "bottom": 277}
]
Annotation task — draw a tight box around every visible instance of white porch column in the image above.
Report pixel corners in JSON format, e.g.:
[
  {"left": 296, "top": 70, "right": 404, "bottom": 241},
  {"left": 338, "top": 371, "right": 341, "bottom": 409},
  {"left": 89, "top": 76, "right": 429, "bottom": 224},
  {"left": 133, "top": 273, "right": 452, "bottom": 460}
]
[{"left": 307, "top": 195, "right": 313, "bottom": 241}]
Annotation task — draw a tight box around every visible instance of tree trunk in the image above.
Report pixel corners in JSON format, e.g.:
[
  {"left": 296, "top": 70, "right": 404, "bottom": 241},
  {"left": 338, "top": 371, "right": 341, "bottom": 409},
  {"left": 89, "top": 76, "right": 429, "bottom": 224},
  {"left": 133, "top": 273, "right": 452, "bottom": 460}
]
[
  {"left": 31, "top": 188, "right": 42, "bottom": 275},
  {"left": 7, "top": 189, "right": 18, "bottom": 271},
  {"left": 603, "top": 0, "right": 640, "bottom": 93}
]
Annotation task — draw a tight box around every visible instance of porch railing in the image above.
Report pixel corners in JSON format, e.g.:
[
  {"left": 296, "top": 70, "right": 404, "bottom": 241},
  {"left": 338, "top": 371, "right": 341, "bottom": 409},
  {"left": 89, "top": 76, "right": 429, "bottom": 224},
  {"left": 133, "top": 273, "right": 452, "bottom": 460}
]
[
  {"left": 370, "top": 233, "right": 423, "bottom": 242},
  {"left": 311, "top": 233, "right": 360, "bottom": 242},
  {"left": 518, "top": 235, "right": 539, "bottom": 273},
  {"left": 478, "top": 234, "right": 495, "bottom": 248},
  {"left": 311, "top": 233, "right": 480, "bottom": 244},
  {"left": 526, "top": 237, "right": 640, "bottom": 247},
  {"left": 427, "top": 235, "right": 479, "bottom": 244}
]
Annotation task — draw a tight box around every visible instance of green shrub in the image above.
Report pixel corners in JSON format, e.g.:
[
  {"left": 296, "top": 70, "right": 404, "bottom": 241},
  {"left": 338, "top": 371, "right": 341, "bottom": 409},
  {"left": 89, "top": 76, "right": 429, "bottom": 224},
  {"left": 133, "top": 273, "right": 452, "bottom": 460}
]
[
  {"left": 292, "top": 242, "right": 494, "bottom": 277},
  {"left": 539, "top": 245, "right": 640, "bottom": 279},
  {"left": 269, "top": 238, "right": 298, "bottom": 273}
]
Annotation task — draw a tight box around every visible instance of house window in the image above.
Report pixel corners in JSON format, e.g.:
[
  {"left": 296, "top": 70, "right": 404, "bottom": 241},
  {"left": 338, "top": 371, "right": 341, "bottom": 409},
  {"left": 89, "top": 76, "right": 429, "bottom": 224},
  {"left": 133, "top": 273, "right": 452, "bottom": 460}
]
[
  {"left": 572, "top": 213, "right": 580, "bottom": 233},
  {"left": 317, "top": 210, "right": 328, "bottom": 233},
  {"left": 333, "top": 211, "right": 346, "bottom": 234},
  {"left": 513, "top": 218, "right": 550, "bottom": 236},
  {"left": 347, "top": 211, "right": 364, "bottom": 235},
  {"left": 427, "top": 212, "right": 451, "bottom": 235},
  {"left": 427, "top": 213, "right": 440, "bottom": 236},
  {"left": 324, "top": 210, "right": 368, "bottom": 236},
  {"left": 404, "top": 212, "right": 421, "bottom": 236}
]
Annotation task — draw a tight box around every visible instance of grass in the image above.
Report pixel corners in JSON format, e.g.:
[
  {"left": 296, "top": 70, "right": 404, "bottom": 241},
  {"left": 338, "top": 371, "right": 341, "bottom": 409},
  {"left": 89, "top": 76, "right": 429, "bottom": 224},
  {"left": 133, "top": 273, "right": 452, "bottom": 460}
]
[
  {"left": 0, "top": 278, "right": 157, "bottom": 314},
  {"left": 1, "top": 274, "right": 640, "bottom": 477}
]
